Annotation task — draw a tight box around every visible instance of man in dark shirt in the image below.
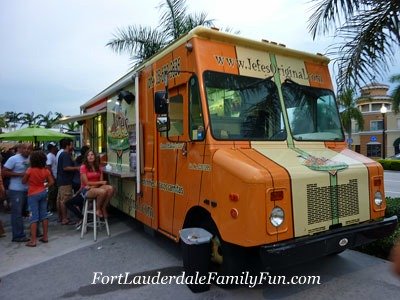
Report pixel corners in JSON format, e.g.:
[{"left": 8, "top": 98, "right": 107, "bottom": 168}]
[{"left": 56, "top": 138, "right": 79, "bottom": 225}]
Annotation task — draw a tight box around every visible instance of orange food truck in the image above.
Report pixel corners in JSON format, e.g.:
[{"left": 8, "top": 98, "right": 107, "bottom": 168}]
[{"left": 62, "top": 27, "right": 397, "bottom": 272}]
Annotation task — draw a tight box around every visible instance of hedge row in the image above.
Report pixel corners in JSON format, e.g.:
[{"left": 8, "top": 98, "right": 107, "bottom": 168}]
[
  {"left": 355, "top": 197, "right": 400, "bottom": 259},
  {"left": 378, "top": 159, "right": 400, "bottom": 171}
]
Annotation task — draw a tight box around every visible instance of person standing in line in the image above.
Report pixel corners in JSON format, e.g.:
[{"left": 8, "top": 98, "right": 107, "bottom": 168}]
[
  {"left": 0, "top": 156, "right": 6, "bottom": 237},
  {"left": 57, "top": 138, "right": 80, "bottom": 225},
  {"left": 65, "top": 145, "right": 90, "bottom": 229},
  {"left": 54, "top": 139, "right": 65, "bottom": 222},
  {"left": 3, "top": 143, "right": 32, "bottom": 242},
  {"left": 46, "top": 142, "right": 58, "bottom": 213},
  {"left": 22, "top": 150, "right": 54, "bottom": 247}
]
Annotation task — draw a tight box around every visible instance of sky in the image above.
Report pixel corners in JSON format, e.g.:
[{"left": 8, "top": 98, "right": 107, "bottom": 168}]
[{"left": 1, "top": 0, "right": 399, "bottom": 117}]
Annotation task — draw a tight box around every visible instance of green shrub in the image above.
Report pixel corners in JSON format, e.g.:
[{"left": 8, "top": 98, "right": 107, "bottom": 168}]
[
  {"left": 390, "top": 160, "right": 400, "bottom": 171},
  {"left": 378, "top": 159, "right": 400, "bottom": 170},
  {"left": 378, "top": 159, "right": 388, "bottom": 169},
  {"left": 386, "top": 197, "right": 400, "bottom": 219},
  {"left": 355, "top": 197, "right": 400, "bottom": 259}
]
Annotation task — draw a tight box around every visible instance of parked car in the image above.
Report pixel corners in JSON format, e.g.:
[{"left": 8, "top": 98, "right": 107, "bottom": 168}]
[{"left": 388, "top": 153, "right": 400, "bottom": 160}]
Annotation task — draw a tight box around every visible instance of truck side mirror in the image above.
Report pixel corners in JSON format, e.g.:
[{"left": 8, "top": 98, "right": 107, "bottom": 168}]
[{"left": 155, "top": 91, "right": 168, "bottom": 114}]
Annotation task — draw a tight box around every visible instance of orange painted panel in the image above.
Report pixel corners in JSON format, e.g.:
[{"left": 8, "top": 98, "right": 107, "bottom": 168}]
[{"left": 304, "top": 61, "right": 333, "bottom": 89}]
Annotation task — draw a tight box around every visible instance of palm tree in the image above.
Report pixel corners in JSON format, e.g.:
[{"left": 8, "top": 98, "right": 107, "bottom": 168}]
[
  {"left": 65, "top": 122, "right": 79, "bottom": 132},
  {"left": 337, "top": 88, "right": 364, "bottom": 148},
  {"left": 106, "top": 0, "right": 214, "bottom": 66},
  {"left": 38, "top": 111, "right": 63, "bottom": 128},
  {"left": 0, "top": 114, "right": 6, "bottom": 132},
  {"left": 3, "top": 111, "right": 23, "bottom": 130},
  {"left": 389, "top": 74, "right": 400, "bottom": 113},
  {"left": 308, "top": 0, "right": 400, "bottom": 93},
  {"left": 20, "top": 112, "right": 41, "bottom": 127}
]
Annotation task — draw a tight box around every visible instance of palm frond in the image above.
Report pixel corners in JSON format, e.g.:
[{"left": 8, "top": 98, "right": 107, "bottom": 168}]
[
  {"left": 327, "top": 1, "right": 400, "bottom": 92},
  {"left": 158, "top": 0, "right": 188, "bottom": 39},
  {"left": 181, "top": 13, "right": 214, "bottom": 33},
  {"left": 390, "top": 73, "right": 400, "bottom": 112},
  {"left": 308, "top": 0, "right": 365, "bottom": 39},
  {"left": 338, "top": 87, "right": 364, "bottom": 133},
  {"left": 106, "top": 25, "right": 168, "bottom": 65}
]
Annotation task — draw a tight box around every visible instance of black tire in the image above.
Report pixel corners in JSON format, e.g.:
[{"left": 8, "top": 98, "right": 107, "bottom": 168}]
[{"left": 198, "top": 219, "right": 248, "bottom": 288}]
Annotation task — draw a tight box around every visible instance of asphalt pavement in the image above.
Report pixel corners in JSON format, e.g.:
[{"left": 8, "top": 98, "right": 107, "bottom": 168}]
[
  {"left": 0, "top": 175, "right": 399, "bottom": 299},
  {"left": 384, "top": 170, "right": 400, "bottom": 198},
  {"left": 0, "top": 207, "right": 132, "bottom": 278}
]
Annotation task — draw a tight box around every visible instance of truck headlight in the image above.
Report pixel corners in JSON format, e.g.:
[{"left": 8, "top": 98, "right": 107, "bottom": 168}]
[
  {"left": 270, "top": 206, "right": 284, "bottom": 227},
  {"left": 374, "top": 192, "right": 383, "bottom": 206}
]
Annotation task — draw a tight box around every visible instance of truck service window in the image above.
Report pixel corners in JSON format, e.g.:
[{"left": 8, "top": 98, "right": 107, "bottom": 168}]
[{"left": 204, "top": 71, "right": 286, "bottom": 141}]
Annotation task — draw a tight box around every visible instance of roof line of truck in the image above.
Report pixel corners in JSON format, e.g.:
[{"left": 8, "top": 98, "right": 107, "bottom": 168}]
[{"left": 81, "top": 26, "right": 330, "bottom": 110}]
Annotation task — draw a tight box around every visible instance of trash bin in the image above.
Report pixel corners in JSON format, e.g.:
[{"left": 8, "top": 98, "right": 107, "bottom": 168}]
[{"left": 180, "top": 227, "right": 213, "bottom": 293}]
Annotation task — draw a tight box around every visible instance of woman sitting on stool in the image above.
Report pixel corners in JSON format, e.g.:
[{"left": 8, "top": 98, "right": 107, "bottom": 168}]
[{"left": 80, "top": 150, "right": 114, "bottom": 218}]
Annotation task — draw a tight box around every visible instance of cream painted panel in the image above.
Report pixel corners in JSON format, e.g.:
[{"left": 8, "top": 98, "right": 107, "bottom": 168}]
[
  {"left": 330, "top": 152, "right": 370, "bottom": 224},
  {"left": 274, "top": 55, "right": 309, "bottom": 86},
  {"left": 252, "top": 144, "right": 331, "bottom": 237},
  {"left": 235, "top": 46, "right": 273, "bottom": 79},
  {"left": 252, "top": 142, "right": 370, "bottom": 237}
]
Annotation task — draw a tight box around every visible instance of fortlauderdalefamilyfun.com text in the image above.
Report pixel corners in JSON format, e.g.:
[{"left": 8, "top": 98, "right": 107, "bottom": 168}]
[{"left": 91, "top": 271, "right": 321, "bottom": 288}]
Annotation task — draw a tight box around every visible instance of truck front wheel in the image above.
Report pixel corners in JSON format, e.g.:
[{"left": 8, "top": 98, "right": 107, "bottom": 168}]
[{"left": 199, "top": 220, "right": 247, "bottom": 286}]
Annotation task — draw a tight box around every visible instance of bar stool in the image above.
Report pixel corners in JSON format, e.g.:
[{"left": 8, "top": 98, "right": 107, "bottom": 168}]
[{"left": 80, "top": 196, "right": 110, "bottom": 242}]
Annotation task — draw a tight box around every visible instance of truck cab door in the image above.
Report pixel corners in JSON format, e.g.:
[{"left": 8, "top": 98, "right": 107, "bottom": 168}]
[
  {"left": 156, "top": 84, "right": 187, "bottom": 234},
  {"left": 156, "top": 76, "right": 206, "bottom": 236}
]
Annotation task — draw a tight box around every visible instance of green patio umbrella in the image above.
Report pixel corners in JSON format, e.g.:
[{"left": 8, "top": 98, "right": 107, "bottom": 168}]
[{"left": 0, "top": 127, "right": 73, "bottom": 143}]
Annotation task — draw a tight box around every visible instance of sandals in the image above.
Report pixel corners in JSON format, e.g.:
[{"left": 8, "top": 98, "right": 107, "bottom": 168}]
[
  {"left": 39, "top": 238, "right": 49, "bottom": 243},
  {"left": 25, "top": 242, "right": 36, "bottom": 247}
]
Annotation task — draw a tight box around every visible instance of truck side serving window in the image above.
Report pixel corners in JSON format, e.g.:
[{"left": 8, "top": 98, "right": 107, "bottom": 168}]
[
  {"left": 282, "top": 80, "right": 344, "bottom": 141},
  {"left": 204, "top": 71, "right": 286, "bottom": 141},
  {"left": 189, "top": 76, "right": 205, "bottom": 140}
]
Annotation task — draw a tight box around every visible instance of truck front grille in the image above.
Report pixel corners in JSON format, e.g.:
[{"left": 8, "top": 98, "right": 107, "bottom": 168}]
[{"left": 307, "top": 179, "right": 359, "bottom": 225}]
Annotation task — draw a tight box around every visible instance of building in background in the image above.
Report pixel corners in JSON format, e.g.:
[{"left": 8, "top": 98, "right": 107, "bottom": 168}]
[{"left": 350, "top": 83, "right": 400, "bottom": 158}]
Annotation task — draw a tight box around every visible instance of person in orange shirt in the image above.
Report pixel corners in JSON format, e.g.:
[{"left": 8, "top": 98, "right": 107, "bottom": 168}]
[{"left": 22, "top": 150, "right": 54, "bottom": 247}]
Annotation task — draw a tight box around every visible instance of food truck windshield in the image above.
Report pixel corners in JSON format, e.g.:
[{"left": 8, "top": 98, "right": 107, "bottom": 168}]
[{"left": 204, "top": 71, "right": 344, "bottom": 142}]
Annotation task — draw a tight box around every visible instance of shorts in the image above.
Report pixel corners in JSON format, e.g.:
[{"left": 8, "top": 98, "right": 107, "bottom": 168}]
[
  {"left": 57, "top": 185, "right": 73, "bottom": 205},
  {"left": 28, "top": 190, "right": 48, "bottom": 223}
]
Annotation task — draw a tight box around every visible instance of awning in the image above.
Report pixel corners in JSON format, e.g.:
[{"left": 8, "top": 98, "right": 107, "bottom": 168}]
[{"left": 57, "top": 109, "right": 106, "bottom": 124}]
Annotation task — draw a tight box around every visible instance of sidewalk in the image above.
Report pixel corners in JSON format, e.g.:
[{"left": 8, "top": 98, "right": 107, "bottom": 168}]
[{"left": 0, "top": 208, "right": 132, "bottom": 278}]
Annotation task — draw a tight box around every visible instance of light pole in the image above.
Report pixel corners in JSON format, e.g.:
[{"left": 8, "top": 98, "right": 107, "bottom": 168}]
[{"left": 380, "top": 104, "right": 387, "bottom": 159}]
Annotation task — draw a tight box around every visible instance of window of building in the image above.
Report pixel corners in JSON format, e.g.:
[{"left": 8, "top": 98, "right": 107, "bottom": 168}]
[
  {"left": 353, "top": 122, "right": 359, "bottom": 133},
  {"left": 361, "top": 105, "right": 369, "bottom": 112},
  {"left": 367, "top": 144, "right": 381, "bottom": 157},
  {"left": 371, "top": 103, "right": 382, "bottom": 111},
  {"left": 370, "top": 120, "right": 383, "bottom": 131},
  {"left": 355, "top": 145, "right": 360, "bottom": 153}
]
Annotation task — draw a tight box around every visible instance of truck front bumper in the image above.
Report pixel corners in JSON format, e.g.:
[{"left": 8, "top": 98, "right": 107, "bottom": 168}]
[{"left": 260, "top": 215, "right": 398, "bottom": 269}]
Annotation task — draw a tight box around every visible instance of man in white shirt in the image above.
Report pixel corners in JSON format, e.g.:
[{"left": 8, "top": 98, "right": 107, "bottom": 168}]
[
  {"left": 46, "top": 142, "right": 58, "bottom": 212},
  {"left": 3, "top": 143, "right": 32, "bottom": 242}
]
